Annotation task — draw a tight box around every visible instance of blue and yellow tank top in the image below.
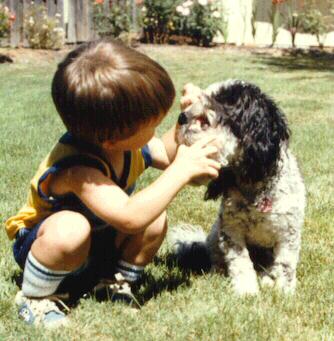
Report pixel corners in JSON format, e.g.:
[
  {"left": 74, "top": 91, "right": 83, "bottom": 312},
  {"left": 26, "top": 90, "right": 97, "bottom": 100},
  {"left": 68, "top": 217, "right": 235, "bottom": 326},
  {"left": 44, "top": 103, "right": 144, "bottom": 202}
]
[{"left": 5, "top": 133, "right": 152, "bottom": 240}]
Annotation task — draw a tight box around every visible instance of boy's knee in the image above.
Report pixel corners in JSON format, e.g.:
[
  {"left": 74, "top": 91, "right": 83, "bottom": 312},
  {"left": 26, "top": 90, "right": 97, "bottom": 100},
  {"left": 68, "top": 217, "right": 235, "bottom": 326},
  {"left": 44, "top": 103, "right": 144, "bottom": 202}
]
[
  {"left": 147, "top": 212, "right": 168, "bottom": 242},
  {"left": 38, "top": 211, "right": 91, "bottom": 256}
]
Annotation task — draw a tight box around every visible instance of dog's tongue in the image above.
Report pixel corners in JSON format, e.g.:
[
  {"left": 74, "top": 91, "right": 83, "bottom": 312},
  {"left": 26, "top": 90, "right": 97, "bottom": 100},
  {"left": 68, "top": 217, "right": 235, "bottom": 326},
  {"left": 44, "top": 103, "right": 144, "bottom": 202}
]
[{"left": 257, "top": 197, "right": 273, "bottom": 213}]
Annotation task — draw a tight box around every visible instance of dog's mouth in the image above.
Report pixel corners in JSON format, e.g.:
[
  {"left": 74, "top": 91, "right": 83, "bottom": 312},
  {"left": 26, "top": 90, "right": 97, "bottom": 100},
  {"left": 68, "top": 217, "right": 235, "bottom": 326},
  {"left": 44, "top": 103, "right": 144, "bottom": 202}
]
[{"left": 195, "top": 115, "right": 210, "bottom": 130}]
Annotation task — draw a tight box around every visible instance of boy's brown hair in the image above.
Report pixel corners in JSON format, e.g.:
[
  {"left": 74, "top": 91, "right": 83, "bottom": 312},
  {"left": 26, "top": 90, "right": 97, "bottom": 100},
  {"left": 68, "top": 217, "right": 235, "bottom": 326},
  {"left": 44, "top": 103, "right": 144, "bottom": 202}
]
[{"left": 52, "top": 39, "right": 175, "bottom": 144}]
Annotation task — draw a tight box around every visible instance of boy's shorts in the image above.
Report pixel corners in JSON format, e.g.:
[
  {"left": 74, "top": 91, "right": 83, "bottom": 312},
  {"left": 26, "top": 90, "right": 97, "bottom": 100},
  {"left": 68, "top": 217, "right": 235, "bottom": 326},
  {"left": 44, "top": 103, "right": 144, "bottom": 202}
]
[{"left": 13, "top": 218, "right": 119, "bottom": 301}]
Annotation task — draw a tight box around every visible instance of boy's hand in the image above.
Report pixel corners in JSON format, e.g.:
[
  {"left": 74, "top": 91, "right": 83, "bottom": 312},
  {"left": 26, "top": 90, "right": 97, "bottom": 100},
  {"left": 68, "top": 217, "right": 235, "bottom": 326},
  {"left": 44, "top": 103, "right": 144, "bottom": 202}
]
[
  {"left": 180, "top": 83, "right": 202, "bottom": 111},
  {"left": 172, "top": 136, "right": 221, "bottom": 183}
]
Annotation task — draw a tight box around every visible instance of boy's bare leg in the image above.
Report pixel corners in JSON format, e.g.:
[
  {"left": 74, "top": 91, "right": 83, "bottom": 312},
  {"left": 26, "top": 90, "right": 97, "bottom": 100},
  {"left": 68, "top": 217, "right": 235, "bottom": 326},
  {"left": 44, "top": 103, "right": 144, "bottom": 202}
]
[
  {"left": 16, "top": 211, "right": 91, "bottom": 327},
  {"left": 115, "top": 211, "right": 168, "bottom": 266},
  {"left": 31, "top": 210, "right": 91, "bottom": 271}
]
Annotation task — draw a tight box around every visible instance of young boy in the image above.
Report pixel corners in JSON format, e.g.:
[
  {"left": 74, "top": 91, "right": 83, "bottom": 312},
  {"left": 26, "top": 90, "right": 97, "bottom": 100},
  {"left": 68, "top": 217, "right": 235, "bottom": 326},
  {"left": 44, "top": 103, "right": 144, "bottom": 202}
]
[{"left": 5, "top": 39, "right": 220, "bottom": 328}]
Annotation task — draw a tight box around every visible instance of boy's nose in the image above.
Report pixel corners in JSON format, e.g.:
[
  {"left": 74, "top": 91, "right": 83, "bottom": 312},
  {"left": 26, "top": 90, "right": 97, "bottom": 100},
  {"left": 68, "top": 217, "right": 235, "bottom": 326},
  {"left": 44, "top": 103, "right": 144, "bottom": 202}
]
[{"left": 178, "top": 112, "right": 188, "bottom": 125}]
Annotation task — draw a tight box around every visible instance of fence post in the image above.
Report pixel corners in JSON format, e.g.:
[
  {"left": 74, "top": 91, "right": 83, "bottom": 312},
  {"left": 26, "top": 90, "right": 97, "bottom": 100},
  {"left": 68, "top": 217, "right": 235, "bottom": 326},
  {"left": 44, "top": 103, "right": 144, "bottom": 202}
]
[
  {"left": 67, "top": 0, "right": 77, "bottom": 43},
  {"left": 8, "top": 0, "right": 24, "bottom": 47},
  {"left": 47, "top": 0, "right": 57, "bottom": 18},
  {"left": 75, "top": 0, "right": 91, "bottom": 42},
  {"left": 56, "top": 0, "right": 64, "bottom": 28}
]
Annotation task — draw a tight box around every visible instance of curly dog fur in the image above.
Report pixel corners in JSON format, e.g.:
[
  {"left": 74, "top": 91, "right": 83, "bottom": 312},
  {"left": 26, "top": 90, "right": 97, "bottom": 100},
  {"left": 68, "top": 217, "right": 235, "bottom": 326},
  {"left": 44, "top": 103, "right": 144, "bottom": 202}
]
[{"left": 171, "top": 80, "right": 306, "bottom": 295}]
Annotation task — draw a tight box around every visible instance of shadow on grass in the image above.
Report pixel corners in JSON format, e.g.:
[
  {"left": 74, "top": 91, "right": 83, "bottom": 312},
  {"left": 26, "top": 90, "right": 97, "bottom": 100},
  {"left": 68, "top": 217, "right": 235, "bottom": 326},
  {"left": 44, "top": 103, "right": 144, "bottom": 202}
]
[
  {"left": 11, "top": 245, "right": 275, "bottom": 308},
  {"left": 10, "top": 254, "right": 192, "bottom": 308},
  {"left": 139, "top": 244, "right": 274, "bottom": 305},
  {"left": 90, "top": 253, "right": 193, "bottom": 307},
  {"left": 252, "top": 48, "right": 334, "bottom": 73},
  {"left": 139, "top": 254, "right": 193, "bottom": 304}
]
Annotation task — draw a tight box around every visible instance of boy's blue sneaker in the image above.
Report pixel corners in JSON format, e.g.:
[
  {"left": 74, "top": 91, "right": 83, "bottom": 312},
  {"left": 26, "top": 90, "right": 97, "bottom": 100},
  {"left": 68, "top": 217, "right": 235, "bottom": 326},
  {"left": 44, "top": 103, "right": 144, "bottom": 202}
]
[{"left": 15, "top": 291, "right": 70, "bottom": 328}]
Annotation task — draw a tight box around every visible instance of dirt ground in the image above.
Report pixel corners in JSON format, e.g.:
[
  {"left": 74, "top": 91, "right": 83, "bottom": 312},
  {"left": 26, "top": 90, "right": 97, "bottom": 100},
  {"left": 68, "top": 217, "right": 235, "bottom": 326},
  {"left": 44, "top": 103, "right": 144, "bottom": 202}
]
[{"left": 0, "top": 46, "right": 70, "bottom": 64}]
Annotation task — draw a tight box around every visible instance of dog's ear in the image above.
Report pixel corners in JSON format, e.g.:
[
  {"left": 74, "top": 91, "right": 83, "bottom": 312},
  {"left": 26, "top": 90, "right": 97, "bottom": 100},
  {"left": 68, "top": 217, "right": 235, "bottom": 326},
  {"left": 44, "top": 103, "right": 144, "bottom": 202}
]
[
  {"left": 213, "top": 82, "right": 290, "bottom": 183},
  {"left": 239, "top": 92, "right": 290, "bottom": 182}
]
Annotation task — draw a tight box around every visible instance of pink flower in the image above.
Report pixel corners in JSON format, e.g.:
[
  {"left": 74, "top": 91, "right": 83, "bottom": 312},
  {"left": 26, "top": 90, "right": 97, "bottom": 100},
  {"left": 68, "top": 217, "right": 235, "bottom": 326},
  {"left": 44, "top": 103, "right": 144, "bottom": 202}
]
[
  {"left": 95, "top": 0, "right": 104, "bottom": 4},
  {"left": 10, "top": 13, "right": 16, "bottom": 21}
]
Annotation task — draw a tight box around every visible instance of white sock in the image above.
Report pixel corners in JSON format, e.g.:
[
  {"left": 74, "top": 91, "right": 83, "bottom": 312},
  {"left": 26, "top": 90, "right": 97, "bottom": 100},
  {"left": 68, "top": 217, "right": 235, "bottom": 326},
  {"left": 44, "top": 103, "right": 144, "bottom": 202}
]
[
  {"left": 22, "top": 252, "right": 70, "bottom": 298},
  {"left": 115, "top": 259, "right": 144, "bottom": 283}
]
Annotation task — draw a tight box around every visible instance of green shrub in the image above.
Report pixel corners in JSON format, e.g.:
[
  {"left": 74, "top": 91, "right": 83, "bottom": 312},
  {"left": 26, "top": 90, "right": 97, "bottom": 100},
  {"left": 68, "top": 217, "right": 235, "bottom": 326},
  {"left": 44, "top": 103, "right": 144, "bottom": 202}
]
[
  {"left": 140, "top": 0, "right": 225, "bottom": 46},
  {"left": 141, "top": 0, "right": 178, "bottom": 44},
  {"left": 92, "top": 1, "right": 131, "bottom": 38},
  {"left": 177, "top": 0, "right": 224, "bottom": 47},
  {"left": 299, "top": 0, "right": 334, "bottom": 47},
  {"left": 24, "top": 2, "right": 64, "bottom": 50},
  {"left": 300, "top": 8, "right": 327, "bottom": 47},
  {"left": 0, "top": 3, "right": 14, "bottom": 39}
]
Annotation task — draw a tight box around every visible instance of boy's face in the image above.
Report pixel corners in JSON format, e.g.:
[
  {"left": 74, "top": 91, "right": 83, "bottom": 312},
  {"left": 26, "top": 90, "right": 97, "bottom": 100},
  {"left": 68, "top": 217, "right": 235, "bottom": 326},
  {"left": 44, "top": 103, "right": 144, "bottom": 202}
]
[{"left": 103, "top": 113, "right": 165, "bottom": 151}]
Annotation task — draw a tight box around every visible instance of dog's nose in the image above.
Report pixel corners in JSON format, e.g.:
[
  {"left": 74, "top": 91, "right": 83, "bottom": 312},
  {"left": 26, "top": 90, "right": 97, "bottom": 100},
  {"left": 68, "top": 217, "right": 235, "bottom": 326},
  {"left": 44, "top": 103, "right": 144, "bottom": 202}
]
[{"left": 178, "top": 112, "right": 188, "bottom": 125}]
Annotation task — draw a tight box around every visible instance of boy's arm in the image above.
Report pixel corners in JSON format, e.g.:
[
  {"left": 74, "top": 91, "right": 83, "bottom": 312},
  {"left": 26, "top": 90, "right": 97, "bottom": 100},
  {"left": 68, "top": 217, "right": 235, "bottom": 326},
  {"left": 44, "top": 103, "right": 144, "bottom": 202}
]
[
  {"left": 56, "top": 137, "right": 220, "bottom": 235},
  {"left": 148, "top": 125, "right": 178, "bottom": 170}
]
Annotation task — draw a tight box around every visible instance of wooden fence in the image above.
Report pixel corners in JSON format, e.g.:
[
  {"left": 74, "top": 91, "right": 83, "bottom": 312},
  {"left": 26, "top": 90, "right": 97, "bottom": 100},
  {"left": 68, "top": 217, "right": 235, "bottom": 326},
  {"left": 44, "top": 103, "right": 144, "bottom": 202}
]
[
  {"left": 4, "top": 0, "right": 101, "bottom": 47},
  {"left": 3, "top": 0, "right": 333, "bottom": 48}
]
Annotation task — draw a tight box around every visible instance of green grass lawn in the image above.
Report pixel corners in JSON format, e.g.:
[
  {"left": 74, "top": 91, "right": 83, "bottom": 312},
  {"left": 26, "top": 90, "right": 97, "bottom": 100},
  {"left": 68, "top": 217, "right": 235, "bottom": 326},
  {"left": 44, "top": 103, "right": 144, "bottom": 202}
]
[{"left": 0, "top": 45, "right": 333, "bottom": 340}]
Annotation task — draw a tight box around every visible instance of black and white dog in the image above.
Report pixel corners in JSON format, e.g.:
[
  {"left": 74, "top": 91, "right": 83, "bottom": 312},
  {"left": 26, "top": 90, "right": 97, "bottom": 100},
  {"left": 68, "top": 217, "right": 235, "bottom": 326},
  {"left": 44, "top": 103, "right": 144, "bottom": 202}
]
[{"left": 171, "top": 80, "right": 306, "bottom": 295}]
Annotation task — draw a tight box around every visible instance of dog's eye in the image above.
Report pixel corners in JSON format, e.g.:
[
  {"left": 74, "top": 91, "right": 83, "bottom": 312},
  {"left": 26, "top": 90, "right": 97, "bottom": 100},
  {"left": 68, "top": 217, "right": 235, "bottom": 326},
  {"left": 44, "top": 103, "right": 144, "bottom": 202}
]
[{"left": 195, "top": 115, "right": 210, "bottom": 129}]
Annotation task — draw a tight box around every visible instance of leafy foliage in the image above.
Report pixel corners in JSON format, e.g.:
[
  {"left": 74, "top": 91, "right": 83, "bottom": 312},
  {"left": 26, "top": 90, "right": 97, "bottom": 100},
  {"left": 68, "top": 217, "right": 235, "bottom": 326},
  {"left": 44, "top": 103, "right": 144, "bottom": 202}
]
[
  {"left": 141, "top": 0, "right": 178, "bottom": 44},
  {"left": 299, "top": 7, "right": 328, "bottom": 47},
  {"left": 178, "top": 0, "right": 224, "bottom": 47},
  {"left": 24, "top": 2, "right": 64, "bottom": 50},
  {"left": 92, "top": 1, "right": 131, "bottom": 38},
  {"left": 141, "top": 0, "right": 225, "bottom": 46},
  {"left": 0, "top": 3, "right": 14, "bottom": 39}
]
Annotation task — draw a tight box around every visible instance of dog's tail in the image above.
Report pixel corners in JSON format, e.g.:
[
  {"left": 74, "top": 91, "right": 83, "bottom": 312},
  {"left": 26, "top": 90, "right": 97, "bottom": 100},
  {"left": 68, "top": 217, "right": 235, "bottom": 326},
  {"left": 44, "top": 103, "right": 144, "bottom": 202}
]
[{"left": 168, "top": 224, "right": 212, "bottom": 273}]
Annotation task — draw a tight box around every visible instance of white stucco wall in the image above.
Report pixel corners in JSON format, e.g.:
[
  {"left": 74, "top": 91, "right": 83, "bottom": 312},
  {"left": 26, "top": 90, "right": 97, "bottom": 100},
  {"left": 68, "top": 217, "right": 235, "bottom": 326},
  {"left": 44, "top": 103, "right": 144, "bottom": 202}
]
[{"left": 217, "top": 0, "right": 334, "bottom": 47}]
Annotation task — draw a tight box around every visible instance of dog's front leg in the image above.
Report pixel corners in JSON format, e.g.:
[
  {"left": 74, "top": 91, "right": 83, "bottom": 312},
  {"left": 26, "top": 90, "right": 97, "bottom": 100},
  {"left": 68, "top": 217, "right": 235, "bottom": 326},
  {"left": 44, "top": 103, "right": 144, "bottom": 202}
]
[
  {"left": 220, "top": 230, "right": 259, "bottom": 295},
  {"left": 262, "top": 234, "right": 301, "bottom": 293}
]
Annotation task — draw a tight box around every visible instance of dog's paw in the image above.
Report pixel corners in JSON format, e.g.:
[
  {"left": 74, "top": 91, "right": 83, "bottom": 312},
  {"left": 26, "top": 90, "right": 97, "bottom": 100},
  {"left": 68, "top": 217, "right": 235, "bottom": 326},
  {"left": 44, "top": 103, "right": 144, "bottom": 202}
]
[
  {"left": 275, "top": 276, "right": 296, "bottom": 294},
  {"left": 260, "top": 272, "right": 296, "bottom": 294},
  {"left": 232, "top": 277, "right": 259, "bottom": 296},
  {"left": 259, "top": 273, "right": 275, "bottom": 288}
]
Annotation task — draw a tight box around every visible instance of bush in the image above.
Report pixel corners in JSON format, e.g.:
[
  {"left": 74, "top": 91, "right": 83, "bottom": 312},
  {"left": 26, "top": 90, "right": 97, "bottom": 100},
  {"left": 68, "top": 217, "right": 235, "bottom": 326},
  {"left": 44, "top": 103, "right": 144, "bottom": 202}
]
[
  {"left": 141, "top": 0, "right": 225, "bottom": 46},
  {"left": 300, "top": 8, "right": 327, "bottom": 47},
  {"left": 0, "top": 3, "right": 14, "bottom": 39},
  {"left": 176, "top": 0, "right": 224, "bottom": 47},
  {"left": 141, "top": 0, "right": 177, "bottom": 44},
  {"left": 92, "top": 1, "right": 131, "bottom": 38},
  {"left": 298, "top": 0, "right": 334, "bottom": 48},
  {"left": 24, "top": 2, "right": 65, "bottom": 50}
]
